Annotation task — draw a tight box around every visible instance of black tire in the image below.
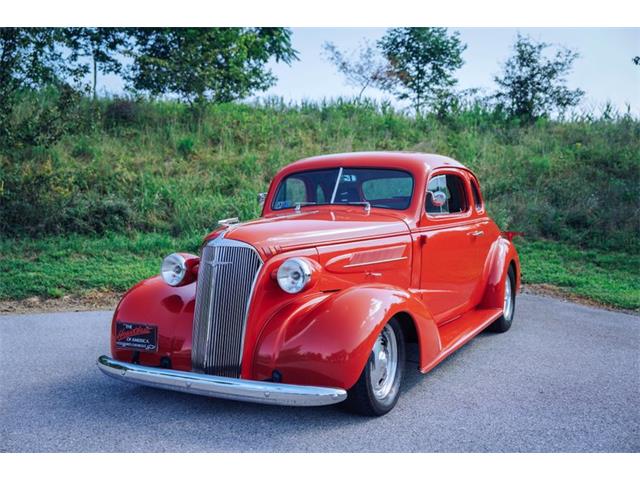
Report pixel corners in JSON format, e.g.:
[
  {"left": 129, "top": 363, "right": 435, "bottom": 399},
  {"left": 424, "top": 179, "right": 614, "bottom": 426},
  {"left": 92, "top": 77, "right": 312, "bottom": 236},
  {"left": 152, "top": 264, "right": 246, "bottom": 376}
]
[
  {"left": 487, "top": 265, "right": 516, "bottom": 333},
  {"left": 344, "top": 317, "right": 406, "bottom": 416}
]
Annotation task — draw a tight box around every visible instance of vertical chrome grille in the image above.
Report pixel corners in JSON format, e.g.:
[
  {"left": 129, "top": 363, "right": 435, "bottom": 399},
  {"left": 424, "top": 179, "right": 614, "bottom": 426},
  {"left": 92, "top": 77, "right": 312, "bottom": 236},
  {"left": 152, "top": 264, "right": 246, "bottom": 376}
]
[{"left": 191, "top": 237, "right": 262, "bottom": 378}]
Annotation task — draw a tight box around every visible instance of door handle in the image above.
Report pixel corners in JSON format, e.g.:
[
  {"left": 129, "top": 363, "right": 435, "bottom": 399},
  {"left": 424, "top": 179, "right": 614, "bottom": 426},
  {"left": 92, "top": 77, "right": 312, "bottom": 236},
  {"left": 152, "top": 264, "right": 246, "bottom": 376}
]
[{"left": 469, "top": 230, "right": 484, "bottom": 237}]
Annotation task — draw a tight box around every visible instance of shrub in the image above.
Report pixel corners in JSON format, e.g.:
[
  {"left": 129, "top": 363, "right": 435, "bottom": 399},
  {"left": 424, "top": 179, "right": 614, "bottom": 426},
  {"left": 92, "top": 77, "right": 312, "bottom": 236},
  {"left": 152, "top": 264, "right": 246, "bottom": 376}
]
[
  {"left": 176, "top": 136, "right": 196, "bottom": 158},
  {"left": 71, "top": 137, "right": 96, "bottom": 160},
  {"left": 0, "top": 85, "right": 86, "bottom": 149},
  {"left": 103, "top": 99, "right": 142, "bottom": 127}
]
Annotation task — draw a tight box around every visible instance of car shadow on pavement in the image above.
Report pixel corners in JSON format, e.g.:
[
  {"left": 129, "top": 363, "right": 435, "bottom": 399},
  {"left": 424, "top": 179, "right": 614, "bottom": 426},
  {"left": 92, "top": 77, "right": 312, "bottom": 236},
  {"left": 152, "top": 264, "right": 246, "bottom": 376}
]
[
  {"left": 5, "top": 330, "right": 507, "bottom": 451},
  {"left": 49, "top": 335, "right": 484, "bottom": 423}
]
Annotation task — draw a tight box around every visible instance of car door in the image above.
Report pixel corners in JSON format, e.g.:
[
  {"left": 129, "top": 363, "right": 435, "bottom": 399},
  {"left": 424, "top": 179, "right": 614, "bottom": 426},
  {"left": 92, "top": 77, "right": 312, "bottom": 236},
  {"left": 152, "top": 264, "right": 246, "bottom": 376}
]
[{"left": 417, "top": 170, "right": 484, "bottom": 324}]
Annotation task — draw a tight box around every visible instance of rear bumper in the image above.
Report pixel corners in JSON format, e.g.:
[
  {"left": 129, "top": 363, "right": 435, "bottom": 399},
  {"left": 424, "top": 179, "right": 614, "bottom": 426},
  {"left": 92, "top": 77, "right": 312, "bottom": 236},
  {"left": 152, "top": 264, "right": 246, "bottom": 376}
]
[{"left": 97, "top": 355, "right": 347, "bottom": 407}]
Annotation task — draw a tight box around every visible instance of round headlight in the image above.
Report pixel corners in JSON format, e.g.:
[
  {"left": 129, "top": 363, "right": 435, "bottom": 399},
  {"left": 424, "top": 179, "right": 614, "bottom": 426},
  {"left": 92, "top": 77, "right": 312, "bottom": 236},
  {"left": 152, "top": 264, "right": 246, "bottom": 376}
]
[
  {"left": 161, "top": 253, "right": 188, "bottom": 286},
  {"left": 277, "top": 258, "right": 312, "bottom": 294}
]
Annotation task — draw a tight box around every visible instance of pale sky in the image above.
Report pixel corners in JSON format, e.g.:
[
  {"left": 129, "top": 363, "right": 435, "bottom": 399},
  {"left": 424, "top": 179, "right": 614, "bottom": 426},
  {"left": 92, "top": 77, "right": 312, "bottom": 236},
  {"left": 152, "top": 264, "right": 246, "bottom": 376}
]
[{"left": 99, "top": 28, "right": 640, "bottom": 115}]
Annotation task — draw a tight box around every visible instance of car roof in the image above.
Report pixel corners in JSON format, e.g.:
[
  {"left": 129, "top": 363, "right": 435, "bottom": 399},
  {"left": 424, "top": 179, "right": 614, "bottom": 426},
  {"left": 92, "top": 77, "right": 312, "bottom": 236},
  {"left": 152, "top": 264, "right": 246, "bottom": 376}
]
[{"left": 286, "top": 151, "right": 467, "bottom": 174}]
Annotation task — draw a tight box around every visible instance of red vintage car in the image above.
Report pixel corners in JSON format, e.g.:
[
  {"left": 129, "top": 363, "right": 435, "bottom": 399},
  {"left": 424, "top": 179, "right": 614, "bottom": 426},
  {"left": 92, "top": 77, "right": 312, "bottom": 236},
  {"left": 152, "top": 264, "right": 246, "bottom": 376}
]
[{"left": 98, "top": 152, "right": 520, "bottom": 416}]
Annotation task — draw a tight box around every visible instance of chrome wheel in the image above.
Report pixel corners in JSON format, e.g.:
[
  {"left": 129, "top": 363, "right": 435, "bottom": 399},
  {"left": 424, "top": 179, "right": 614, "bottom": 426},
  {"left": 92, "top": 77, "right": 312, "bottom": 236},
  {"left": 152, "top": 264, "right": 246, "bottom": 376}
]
[
  {"left": 504, "top": 274, "right": 513, "bottom": 321},
  {"left": 346, "top": 318, "right": 405, "bottom": 416},
  {"left": 370, "top": 324, "right": 398, "bottom": 399}
]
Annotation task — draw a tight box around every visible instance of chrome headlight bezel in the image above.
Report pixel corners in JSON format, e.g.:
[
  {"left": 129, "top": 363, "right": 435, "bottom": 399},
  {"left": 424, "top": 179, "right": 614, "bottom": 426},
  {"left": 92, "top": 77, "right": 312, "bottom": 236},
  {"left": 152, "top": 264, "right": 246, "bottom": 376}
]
[
  {"left": 161, "top": 253, "right": 188, "bottom": 286},
  {"left": 276, "top": 257, "right": 313, "bottom": 294}
]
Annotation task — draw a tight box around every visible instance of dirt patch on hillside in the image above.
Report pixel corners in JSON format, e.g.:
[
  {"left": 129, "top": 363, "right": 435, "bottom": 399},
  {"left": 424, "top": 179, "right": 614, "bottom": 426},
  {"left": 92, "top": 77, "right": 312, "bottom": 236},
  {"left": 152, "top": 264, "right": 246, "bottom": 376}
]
[{"left": 0, "top": 291, "right": 120, "bottom": 315}]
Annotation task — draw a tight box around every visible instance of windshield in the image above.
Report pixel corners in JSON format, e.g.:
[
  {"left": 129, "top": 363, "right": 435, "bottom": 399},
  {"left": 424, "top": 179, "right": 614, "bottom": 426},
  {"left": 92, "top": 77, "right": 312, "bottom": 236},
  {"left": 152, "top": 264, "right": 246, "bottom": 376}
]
[{"left": 272, "top": 167, "right": 414, "bottom": 211}]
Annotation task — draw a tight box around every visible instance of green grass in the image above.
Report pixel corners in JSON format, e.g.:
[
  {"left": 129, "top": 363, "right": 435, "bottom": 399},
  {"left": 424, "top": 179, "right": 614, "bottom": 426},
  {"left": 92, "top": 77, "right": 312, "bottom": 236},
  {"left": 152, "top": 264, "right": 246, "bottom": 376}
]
[
  {"left": 1, "top": 234, "right": 637, "bottom": 311},
  {"left": 518, "top": 240, "right": 639, "bottom": 310},
  {"left": 0, "top": 233, "right": 202, "bottom": 300}
]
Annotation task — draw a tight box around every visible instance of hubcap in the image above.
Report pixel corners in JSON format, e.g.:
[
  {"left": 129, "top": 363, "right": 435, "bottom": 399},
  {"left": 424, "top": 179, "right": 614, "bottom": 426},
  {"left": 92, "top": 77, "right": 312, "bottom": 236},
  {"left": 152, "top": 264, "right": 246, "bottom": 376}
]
[
  {"left": 370, "top": 325, "right": 398, "bottom": 399},
  {"left": 504, "top": 275, "right": 513, "bottom": 321}
]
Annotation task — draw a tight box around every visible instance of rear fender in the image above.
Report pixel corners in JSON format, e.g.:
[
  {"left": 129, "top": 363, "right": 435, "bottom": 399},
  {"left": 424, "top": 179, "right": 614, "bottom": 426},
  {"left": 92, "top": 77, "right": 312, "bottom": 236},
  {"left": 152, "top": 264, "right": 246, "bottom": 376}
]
[
  {"left": 480, "top": 237, "right": 521, "bottom": 309},
  {"left": 251, "top": 285, "right": 440, "bottom": 389}
]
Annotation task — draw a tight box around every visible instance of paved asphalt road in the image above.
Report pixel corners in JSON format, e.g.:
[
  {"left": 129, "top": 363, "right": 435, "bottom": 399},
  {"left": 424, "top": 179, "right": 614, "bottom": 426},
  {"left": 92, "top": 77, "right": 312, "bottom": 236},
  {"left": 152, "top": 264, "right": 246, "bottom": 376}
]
[{"left": 1, "top": 293, "right": 638, "bottom": 452}]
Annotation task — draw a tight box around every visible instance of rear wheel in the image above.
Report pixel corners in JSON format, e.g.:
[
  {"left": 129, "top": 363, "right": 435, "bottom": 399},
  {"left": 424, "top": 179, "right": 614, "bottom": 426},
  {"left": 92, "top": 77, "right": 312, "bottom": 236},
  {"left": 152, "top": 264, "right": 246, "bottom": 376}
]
[
  {"left": 488, "top": 265, "right": 516, "bottom": 333},
  {"left": 344, "top": 317, "right": 405, "bottom": 416}
]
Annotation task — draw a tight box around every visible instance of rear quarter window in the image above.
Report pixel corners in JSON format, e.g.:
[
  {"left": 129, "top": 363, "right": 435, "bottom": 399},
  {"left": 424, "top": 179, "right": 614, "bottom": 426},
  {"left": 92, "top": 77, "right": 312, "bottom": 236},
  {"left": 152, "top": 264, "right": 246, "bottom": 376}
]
[
  {"left": 470, "top": 179, "right": 483, "bottom": 211},
  {"left": 426, "top": 174, "right": 469, "bottom": 216}
]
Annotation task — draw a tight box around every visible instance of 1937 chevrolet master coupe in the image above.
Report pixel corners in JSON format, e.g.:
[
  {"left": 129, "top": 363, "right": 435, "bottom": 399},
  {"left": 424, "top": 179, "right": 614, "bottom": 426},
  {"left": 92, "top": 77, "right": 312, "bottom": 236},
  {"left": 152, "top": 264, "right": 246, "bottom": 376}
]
[{"left": 98, "top": 152, "right": 520, "bottom": 416}]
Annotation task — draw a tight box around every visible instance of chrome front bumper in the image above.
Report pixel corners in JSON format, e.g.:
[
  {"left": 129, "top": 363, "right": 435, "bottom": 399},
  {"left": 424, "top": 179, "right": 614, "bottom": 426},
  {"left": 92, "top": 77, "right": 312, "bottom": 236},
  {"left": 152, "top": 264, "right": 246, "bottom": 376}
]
[{"left": 97, "top": 356, "right": 347, "bottom": 407}]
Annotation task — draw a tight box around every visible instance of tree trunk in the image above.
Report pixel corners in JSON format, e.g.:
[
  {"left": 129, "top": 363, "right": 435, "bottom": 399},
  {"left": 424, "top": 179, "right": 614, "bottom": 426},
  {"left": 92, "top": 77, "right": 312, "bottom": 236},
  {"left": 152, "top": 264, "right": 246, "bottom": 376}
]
[
  {"left": 357, "top": 80, "right": 370, "bottom": 102},
  {"left": 92, "top": 56, "right": 97, "bottom": 99}
]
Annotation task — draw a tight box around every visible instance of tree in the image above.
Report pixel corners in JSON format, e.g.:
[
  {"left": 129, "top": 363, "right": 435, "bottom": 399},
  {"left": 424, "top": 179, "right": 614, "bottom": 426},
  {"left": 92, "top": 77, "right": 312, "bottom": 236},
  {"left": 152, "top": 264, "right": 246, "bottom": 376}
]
[
  {"left": 126, "top": 28, "right": 298, "bottom": 104},
  {"left": 63, "top": 28, "right": 130, "bottom": 98},
  {"left": 494, "top": 34, "right": 584, "bottom": 121},
  {"left": 633, "top": 56, "right": 640, "bottom": 66},
  {"left": 378, "top": 28, "right": 466, "bottom": 115},
  {"left": 0, "top": 28, "right": 86, "bottom": 145},
  {"left": 1, "top": 28, "right": 69, "bottom": 102},
  {"left": 322, "top": 39, "right": 389, "bottom": 100}
]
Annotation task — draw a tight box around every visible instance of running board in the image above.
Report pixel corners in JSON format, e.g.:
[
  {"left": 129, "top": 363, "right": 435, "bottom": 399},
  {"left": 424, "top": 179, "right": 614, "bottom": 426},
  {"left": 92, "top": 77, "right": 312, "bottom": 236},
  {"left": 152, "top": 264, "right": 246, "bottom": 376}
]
[{"left": 420, "top": 307, "right": 503, "bottom": 374}]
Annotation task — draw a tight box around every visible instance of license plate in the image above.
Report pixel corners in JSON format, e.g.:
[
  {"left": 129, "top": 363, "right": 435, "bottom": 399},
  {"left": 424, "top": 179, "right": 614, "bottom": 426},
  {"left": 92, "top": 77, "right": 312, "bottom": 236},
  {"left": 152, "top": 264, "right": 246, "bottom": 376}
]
[{"left": 115, "top": 322, "right": 158, "bottom": 352}]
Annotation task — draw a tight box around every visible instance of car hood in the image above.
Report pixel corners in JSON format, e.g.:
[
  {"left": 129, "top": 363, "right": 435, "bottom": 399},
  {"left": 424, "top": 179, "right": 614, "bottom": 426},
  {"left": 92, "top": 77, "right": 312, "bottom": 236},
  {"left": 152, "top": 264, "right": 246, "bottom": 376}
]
[{"left": 219, "top": 209, "right": 410, "bottom": 255}]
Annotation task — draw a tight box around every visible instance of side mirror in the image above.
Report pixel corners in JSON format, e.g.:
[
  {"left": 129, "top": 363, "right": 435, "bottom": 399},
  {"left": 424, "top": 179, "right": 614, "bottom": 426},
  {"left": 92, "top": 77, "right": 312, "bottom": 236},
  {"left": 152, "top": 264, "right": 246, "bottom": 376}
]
[
  {"left": 430, "top": 190, "right": 447, "bottom": 208},
  {"left": 257, "top": 192, "right": 267, "bottom": 207}
]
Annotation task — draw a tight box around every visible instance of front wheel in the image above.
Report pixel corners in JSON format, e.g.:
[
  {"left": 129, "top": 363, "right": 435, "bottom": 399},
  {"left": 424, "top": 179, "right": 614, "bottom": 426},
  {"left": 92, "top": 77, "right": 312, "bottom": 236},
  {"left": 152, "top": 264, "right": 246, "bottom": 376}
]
[{"left": 344, "top": 317, "right": 405, "bottom": 416}]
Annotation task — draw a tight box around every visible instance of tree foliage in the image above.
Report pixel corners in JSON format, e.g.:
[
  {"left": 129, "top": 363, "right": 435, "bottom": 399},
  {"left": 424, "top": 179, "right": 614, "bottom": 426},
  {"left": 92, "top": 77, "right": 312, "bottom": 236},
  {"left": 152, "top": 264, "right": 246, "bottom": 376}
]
[
  {"left": 322, "top": 39, "right": 389, "bottom": 99},
  {"left": 378, "top": 28, "right": 466, "bottom": 114},
  {"left": 494, "top": 34, "right": 584, "bottom": 121},
  {"left": 1, "top": 29, "right": 77, "bottom": 102},
  {"left": 0, "top": 28, "right": 87, "bottom": 145},
  {"left": 63, "top": 28, "right": 130, "bottom": 98},
  {"left": 126, "top": 28, "right": 298, "bottom": 104}
]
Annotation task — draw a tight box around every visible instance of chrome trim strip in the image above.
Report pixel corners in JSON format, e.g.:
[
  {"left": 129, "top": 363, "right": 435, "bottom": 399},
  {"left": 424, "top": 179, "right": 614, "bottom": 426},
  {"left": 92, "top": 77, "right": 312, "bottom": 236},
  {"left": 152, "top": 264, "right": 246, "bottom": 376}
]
[
  {"left": 97, "top": 356, "right": 347, "bottom": 407},
  {"left": 344, "top": 256, "right": 408, "bottom": 269}
]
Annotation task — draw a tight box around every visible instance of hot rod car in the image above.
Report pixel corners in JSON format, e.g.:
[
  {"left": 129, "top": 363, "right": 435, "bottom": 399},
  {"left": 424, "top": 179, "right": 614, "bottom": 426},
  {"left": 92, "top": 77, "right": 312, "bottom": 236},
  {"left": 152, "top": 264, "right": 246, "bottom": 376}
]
[{"left": 98, "top": 152, "right": 520, "bottom": 416}]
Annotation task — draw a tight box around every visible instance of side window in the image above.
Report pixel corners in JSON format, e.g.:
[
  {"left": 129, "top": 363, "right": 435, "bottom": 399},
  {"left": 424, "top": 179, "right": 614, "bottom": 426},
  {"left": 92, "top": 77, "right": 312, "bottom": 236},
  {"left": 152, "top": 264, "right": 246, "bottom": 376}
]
[
  {"left": 470, "top": 179, "right": 483, "bottom": 211},
  {"left": 426, "top": 174, "right": 468, "bottom": 215},
  {"left": 361, "top": 176, "right": 413, "bottom": 209},
  {"left": 274, "top": 177, "right": 307, "bottom": 209}
]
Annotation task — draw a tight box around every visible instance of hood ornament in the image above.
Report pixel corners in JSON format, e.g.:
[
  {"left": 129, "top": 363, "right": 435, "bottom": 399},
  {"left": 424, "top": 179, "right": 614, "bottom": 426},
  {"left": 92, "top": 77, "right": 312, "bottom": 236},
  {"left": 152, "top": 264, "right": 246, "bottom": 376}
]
[{"left": 217, "top": 217, "right": 239, "bottom": 226}]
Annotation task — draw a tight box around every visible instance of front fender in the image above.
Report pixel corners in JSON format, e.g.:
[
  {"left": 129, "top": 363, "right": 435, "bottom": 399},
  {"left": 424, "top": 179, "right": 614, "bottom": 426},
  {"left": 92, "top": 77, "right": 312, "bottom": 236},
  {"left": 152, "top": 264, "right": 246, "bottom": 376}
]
[
  {"left": 251, "top": 284, "right": 440, "bottom": 389},
  {"left": 111, "top": 276, "right": 196, "bottom": 371}
]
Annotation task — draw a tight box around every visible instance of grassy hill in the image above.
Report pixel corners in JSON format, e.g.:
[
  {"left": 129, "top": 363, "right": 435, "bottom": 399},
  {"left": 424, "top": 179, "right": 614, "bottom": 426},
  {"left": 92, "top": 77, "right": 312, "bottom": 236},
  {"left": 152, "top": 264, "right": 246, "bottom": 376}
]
[{"left": 1, "top": 97, "right": 638, "bottom": 309}]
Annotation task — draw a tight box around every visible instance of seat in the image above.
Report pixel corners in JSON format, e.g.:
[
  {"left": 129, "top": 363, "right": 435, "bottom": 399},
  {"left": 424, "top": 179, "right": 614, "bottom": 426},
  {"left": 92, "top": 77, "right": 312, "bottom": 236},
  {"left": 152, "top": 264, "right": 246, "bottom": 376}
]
[{"left": 337, "top": 186, "right": 361, "bottom": 203}]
